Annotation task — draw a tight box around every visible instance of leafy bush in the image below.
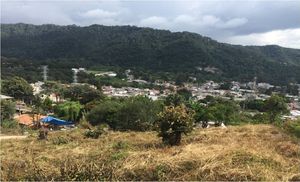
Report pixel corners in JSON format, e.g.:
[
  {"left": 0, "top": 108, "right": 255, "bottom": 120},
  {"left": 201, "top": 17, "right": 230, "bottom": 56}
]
[
  {"left": 240, "top": 99, "right": 265, "bottom": 112},
  {"left": 283, "top": 119, "right": 300, "bottom": 138},
  {"left": 156, "top": 104, "right": 194, "bottom": 146},
  {"left": 190, "top": 98, "right": 240, "bottom": 125},
  {"left": 112, "top": 141, "right": 129, "bottom": 150},
  {"left": 251, "top": 113, "right": 270, "bottom": 124},
  {"left": 87, "top": 96, "right": 163, "bottom": 131},
  {"left": 52, "top": 136, "right": 70, "bottom": 145},
  {"left": 1, "top": 120, "right": 19, "bottom": 129},
  {"left": 87, "top": 99, "right": 123, "bottom": 127},
  {"left": 116, "top": 96, "right": 163, "bottom": 131},
  {"left": 1, "top": 100, "right": 16, "bottom": 121},
  {"left": 84, "top": 127, "right": 104, "bottom": 139}
]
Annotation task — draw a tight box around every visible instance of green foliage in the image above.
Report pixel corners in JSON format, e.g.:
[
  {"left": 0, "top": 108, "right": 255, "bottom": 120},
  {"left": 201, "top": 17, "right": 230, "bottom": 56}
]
[
  {"left": 112, "top": 141, "right": 130, "bottom": 150},
  {"left": 42, "top": 81, "right": 66, "bottom": 99},
  {"left": 164, "top": 94, "right": 185, "bottom": 106},
  {"left": 156, "top": 104, "right": 195, "bottom": 146},
  {"left": 84, "top": 127, "right": 103, "bottom": 139},
  {"left": 52, "top": 136, "right": 70, "bottom": 145},
  {"left": 189, "top": 101, "right": 206, "bottom": 122},
  {"left": 194, "top": 98, "right": 240, "bottom": 124},
  {"left": 117, "top": 96, "right": 163, "bottom": 131},
  {"left": 240, "top": 99, "right": 265, "bottom": 112},
  {"left": 63, "top": 84, "right": 103, "bottom": 104},
  {"left": 0, "top": 120, "right": 19, "bottom": 129},
  {"left": 200, "top": 95, "right": 216, "bottom": 104},
  {"left": 42, "top": 97, "right": 53, "bottom": 113},
  {"left": 54, "top": 101, "right": 83, "bottom": 122},
  {"left": 2, "top": 24, "right": 300, "bottom": 85},
  {"left": 110, "top": 151, "right": 128, "bottom": 161},
  {"left": 286, "top": 84, "right": 299, "bottom": 96},
  {"left": 87, "top": 99, "right": 123, "bottom": 127},
  {"left": 251, "top": 113, "right": 270, "bottom": 124},
  {"left": 0, "top": 100, "right": 16, "bottom": 121},
  {"left": 263, "top": 94, "right": 289, "bottom": 123},
  {"left": 283, "top": 119, "right": 300, "bottom": 138},
  {"left": 219, "top": 82, "right": 232, "bottom": 90},
  {"left": 87, "top": 97, "right": 163, "bottom": 131},
  {"left": 1, "top": 76, "right": 33, "bottom": 103},
  {"left": 79, "top": 111, "right": 93, "bottom": 129},
  {"left": 177, "top": 88, "right": 192, "bottom": 100}
]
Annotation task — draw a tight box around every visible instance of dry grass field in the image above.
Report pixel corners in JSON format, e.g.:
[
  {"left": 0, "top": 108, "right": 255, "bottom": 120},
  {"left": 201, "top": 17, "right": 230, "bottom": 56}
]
[{"left": 1, "top": 124, "right": 300, "bottom": 181}]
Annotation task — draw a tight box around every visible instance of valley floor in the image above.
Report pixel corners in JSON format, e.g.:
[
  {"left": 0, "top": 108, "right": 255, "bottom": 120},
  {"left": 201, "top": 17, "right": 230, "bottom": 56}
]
[{"left": 1, "top": 124, "right": 299, "bottom": 181}]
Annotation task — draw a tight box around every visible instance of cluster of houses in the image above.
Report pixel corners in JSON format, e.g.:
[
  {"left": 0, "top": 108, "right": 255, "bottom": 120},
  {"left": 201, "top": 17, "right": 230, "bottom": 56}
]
[
  {"left": 99, "top": 75, "right": 300, "bottom": 120},
  {"left": 102, "top": 86, "right": 170, "bottom": 100},
  {"left": 2, "top": 68, "right": 300, "bottom": 124}
]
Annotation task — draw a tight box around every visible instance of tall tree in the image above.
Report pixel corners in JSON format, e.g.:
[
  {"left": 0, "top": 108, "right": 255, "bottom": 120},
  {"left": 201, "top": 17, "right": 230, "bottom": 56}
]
[
  {"left": 264, "top": 94, "right": 289, "bottom": 123},
  {"left": 1, "top": 76, "right": 33, "bottom": 103},
  {"left": 54, "top": 101, "right": 83, "bottom": 122},
  {"left": 164, "top": 94, "right": 185, "bottom": 106},
  {"left": 63, "top": 84, "right": 103, "bottom": 104}
]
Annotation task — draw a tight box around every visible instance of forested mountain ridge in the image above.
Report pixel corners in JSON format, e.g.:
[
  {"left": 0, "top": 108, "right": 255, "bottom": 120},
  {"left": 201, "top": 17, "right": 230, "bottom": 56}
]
[{"left": 1, "top": 23, "right": 300, "bottom": 85}]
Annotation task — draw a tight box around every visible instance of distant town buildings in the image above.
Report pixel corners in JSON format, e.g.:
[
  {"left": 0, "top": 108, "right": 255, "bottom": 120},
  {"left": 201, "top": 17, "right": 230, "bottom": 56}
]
[{"left": 95, "top": 71, "right": 117, "bottom": 77}]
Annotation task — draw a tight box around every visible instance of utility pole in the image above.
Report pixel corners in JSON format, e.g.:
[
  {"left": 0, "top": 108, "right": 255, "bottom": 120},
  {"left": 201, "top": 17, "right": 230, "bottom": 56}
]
[
  {"left": 42, "top": 65, "right": 48, "bottom": 82},
  {"left": 72, "top": 68, "right": 79, "bottom": 84}
]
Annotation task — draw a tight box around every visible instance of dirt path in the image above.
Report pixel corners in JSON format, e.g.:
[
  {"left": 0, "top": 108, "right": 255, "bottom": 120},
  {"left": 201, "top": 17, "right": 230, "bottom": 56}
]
[{"left": 0, "top": 135, "right": 27, "bottom": 140}]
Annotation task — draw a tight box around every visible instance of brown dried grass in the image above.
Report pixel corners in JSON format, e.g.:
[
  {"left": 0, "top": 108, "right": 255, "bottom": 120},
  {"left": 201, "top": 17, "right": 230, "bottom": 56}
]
[{"left": 1, "top": 124, "right": 299, "bottom": 181}]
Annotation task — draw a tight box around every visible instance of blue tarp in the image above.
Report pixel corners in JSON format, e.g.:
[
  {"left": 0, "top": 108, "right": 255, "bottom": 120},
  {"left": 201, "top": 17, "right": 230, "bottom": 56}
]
[{"left": 41, "top": 116, "right": 74, "bottom": 126}]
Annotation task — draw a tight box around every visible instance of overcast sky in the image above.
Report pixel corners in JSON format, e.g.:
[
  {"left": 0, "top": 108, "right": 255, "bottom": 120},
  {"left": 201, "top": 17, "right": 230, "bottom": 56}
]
[{"left": 2, "top": 0, "right": 300, "bottom": 48}]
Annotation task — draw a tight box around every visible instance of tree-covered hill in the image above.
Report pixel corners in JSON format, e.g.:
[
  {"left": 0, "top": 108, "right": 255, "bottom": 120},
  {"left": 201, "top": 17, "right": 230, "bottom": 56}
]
[{"left": 1, "top": 23, "right": 300, "bottom": 85}]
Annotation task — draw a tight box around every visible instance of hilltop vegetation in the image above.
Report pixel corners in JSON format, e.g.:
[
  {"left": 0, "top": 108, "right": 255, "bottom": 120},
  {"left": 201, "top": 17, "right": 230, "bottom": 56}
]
[
  {"left": 1, "top": 124, "right": 299, "bottom": 181},
  {"left": 2, "top": 23, "right": 300, "bottom": 85}
]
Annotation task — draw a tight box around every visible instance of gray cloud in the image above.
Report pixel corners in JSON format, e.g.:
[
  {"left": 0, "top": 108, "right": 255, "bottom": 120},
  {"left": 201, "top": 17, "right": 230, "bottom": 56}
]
[{"left": 1, "top": 0, "right": 300, "bottom": 48}]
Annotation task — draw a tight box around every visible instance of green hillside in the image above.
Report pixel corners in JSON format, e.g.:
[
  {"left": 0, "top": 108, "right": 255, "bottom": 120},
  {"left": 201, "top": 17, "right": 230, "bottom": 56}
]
[{"left": 1, "top": 23, "right": 300, "bottom": 85}]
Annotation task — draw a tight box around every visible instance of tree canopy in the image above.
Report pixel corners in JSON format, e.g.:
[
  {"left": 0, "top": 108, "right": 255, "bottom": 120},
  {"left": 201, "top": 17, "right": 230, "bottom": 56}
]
[
  {"left": 2, "top": 23, "right": 300, "bottom": 85},
  {"left": 263, "top": 94, "right": 289, "bottom": 123},
  {"left": 1, "top": 76, "right": 33, "bottom": 103}
]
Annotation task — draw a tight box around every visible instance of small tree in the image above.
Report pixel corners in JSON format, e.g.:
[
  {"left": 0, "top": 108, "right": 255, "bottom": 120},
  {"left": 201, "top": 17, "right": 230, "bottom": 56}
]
[
  {"left": 42, "top": 97, "right": 53, "bottom": 113},
  {"left": 264, "top": 94, "right": 288, "bottom": 123},
  {"left": 156, "top": 104, "right": 194, "bottom": 146}
]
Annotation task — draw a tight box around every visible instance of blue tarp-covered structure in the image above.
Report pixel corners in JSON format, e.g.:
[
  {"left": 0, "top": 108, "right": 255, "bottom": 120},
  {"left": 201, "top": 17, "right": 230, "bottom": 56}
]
[{"left": 41, "top": 116, "right": 74, "bottom": 126}]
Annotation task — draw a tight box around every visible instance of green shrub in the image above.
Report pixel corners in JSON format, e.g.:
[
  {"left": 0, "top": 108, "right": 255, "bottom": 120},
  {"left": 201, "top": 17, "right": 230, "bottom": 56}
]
[
  {"left": 156, "top": 104, "right": 194, "bottom": 146},
  {"left": 283, "top": 119, "right": 300, "bottom": 138},
  {"left": 87, "top": 96, "right": 163, "bottom": 131},
  {"left": 52, "top": 136, "right": 69, "bottom": 145},
  {"left": 110, "top": 151, "right": 128, "bottom": 161},
  {"left": 252, "top": 113, "right": 270, "bottom": 124},
  {"left": 1, "top": 120, "right": 19, "bottom": 129},
  {"left": 84, "top": 127, "right": 103, "bottom": 139},
  {"left": 112, "top": 141, "right": 129, "bottom": 150}
]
